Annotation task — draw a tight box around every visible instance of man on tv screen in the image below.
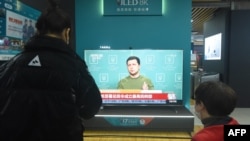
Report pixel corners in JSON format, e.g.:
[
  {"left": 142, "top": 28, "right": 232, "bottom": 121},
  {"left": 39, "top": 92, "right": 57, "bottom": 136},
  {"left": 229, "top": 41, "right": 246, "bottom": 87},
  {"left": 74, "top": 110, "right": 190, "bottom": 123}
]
[{"left": 117, "top": 56, "right": 154, "bottom": 90}]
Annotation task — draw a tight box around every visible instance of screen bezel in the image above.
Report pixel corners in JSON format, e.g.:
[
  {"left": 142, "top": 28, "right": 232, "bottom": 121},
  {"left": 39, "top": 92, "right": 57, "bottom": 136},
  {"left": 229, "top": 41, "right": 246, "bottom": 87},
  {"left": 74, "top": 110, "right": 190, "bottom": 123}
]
[{"left": 84, "top": 49, "right": 184, "bottom": 107}]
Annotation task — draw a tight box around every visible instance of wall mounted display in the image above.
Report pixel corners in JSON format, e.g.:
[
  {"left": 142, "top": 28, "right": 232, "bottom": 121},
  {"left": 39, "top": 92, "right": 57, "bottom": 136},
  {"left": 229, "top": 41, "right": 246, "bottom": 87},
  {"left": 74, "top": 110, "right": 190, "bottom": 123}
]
[
  {"left": 204, "top": 32, "right": 222, "bottom": 60},
  {"left": 0, "top": 0, "right": 40, "bottom": 60}
]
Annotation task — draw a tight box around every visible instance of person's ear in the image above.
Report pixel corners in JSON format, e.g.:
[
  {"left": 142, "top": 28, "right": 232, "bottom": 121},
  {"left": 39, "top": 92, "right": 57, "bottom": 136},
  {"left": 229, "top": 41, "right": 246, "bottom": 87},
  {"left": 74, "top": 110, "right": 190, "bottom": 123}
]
[
  {"left": 195, "top": 101, "right": 205, "bottom": 112},
  {"left": 66, "top": 28, "right": 70, "bottom": 44},
  {"left": 63, "top": 28, "right": 70, "bottom": 44}
]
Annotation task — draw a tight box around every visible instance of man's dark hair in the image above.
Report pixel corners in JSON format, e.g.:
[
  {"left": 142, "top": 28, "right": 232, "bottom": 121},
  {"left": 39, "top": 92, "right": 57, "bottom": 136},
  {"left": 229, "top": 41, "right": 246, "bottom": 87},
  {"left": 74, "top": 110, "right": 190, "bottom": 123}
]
[
  {"left": 35, "top": 0, "right": 71, "bottom": 35},
  {"left": 126, "top": 56, "right": 140, "bottom": 65},
  {"left": 194, "top": 81, "right": 237, "bottom": 117}
]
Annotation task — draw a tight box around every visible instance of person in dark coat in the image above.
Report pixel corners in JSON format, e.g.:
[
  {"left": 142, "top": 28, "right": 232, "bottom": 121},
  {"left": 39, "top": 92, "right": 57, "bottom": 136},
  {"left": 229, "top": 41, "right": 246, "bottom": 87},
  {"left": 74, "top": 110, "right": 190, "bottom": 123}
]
[{"left": 0, "top": 0, "right": 102, "bottom": 141}]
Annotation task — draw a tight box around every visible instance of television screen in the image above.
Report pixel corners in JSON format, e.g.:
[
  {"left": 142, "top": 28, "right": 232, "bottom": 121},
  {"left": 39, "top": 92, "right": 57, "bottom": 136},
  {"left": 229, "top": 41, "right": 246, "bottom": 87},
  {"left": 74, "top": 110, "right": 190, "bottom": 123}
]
[
  {"left": 204, "top": 33, "right": 222, "bottom": 60},
  {"left": 0, "top": 0, "right": 40, "bottom": 61},
  {"left": 84, "top": 49, "right": 183, "bottom": 106}
]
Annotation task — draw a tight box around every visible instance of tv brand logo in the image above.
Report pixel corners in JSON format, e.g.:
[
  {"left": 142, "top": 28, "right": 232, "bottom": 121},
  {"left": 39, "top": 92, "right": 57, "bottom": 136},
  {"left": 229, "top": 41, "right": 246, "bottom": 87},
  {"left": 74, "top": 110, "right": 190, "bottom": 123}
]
[{"left": 117, "top": 0, "right": 149, "bottom": 6}]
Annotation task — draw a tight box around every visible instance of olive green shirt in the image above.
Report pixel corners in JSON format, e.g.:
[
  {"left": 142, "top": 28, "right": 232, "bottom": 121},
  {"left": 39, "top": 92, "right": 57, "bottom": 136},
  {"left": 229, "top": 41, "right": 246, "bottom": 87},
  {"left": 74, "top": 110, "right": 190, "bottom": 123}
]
[{"left": 117, "top": 75, "right": 154, "bottom": 90}]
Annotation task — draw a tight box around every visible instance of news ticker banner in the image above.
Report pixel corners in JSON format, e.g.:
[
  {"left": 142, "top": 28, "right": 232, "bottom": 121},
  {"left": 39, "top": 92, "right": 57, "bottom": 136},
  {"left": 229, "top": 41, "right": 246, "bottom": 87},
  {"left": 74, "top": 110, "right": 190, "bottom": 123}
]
[
  {"left": 84, "top": 50, "right": 183, "bottom": 100},
  {"left": 103, "top": 0, "right": 162, "bottom": 16},
  {"left": 224, "top": 125, "right": 250, "bottom": 141},
  {"left": 0, "top": 0, "right": 41, "bottom": 60},
  {"left": 100, "top": 89, "right": 177, "bottom": 104}
]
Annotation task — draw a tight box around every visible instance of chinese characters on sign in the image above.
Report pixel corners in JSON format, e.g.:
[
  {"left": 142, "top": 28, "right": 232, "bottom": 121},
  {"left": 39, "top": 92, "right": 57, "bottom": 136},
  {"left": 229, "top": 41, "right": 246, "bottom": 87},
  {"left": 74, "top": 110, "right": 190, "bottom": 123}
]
[{"left": 104, "top": 0, "right": 162, "bottom": 16}]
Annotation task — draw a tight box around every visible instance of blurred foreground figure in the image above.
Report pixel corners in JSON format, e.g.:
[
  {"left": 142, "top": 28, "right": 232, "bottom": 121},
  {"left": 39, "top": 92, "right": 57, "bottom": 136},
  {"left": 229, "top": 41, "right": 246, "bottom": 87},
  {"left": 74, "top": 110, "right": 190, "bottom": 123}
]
[{"left": 0, "top": 0, "right": 102, "bottom": 141}]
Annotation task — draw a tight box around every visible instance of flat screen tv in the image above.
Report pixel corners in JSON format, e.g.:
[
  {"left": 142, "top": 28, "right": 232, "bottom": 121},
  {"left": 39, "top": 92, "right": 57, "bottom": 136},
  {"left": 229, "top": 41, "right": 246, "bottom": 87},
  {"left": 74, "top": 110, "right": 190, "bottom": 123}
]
[
  {"left": 204, "top": 33, "right": 222, "bottom": 60},
  {"left": 0, "top": 1, "right": 40, "bottom": 61},
  {"left": 84, "top": 49, "right": 183, "bottom": 106}
]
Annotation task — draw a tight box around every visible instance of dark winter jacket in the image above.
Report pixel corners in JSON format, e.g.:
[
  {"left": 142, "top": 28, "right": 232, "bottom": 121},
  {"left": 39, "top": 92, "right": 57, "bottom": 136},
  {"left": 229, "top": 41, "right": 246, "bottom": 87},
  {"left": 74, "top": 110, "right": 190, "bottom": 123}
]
[{"left": 0, "top": 35, "right": 102, "bottom": 141}]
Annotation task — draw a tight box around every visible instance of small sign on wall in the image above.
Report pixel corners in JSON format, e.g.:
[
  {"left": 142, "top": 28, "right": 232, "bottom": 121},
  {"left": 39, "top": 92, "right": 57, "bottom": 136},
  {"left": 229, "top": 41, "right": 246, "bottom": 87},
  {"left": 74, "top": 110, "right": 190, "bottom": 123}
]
[{"left": 103, "top": 0, "right": 162, "bottom": 16}]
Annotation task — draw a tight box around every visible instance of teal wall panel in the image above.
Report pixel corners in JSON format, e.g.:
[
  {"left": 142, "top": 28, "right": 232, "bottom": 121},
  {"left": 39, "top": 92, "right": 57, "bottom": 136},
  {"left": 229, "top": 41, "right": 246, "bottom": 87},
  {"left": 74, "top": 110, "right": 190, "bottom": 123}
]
[{"left": 75, "top": 0, "right": 192, "bottom": 107}]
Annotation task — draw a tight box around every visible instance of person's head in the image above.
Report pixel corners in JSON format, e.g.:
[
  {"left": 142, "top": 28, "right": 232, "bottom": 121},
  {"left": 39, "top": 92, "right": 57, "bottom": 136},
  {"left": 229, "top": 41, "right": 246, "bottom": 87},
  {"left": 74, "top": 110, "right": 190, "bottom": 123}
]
[
  {"left": 194, "top": 81, "right": 237, "bottom": 120},
  {"left": 35, "top": 0, "right": 71, "bottom": 44},
  {"left": 126, "top": 56, "right": 140, "bottom": 77}
]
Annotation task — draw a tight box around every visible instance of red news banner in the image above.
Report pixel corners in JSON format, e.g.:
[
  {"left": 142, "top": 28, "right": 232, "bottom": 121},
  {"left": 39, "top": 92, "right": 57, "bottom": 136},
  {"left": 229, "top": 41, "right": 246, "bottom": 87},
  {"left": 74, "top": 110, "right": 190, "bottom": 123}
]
[{"left": 100, "top": 90, "right": 170, "bottom": 104}]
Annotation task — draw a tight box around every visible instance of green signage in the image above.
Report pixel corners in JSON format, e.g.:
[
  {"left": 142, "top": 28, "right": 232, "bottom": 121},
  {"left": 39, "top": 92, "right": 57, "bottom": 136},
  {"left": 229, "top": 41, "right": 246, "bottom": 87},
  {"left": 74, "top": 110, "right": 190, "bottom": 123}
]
[{"left": 103, "top": 0, "right": 162, "bottom": 16}]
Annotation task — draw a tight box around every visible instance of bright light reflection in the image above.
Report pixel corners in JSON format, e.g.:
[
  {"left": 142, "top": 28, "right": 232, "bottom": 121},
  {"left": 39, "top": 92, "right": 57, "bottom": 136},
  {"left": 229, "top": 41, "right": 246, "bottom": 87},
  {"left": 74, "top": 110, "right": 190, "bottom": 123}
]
[
  {"left": 95, "top": 115, "right": 194, "bottom": 118},
  {"left": 101, "top": 0, "right": 104, "bottom": 15}
]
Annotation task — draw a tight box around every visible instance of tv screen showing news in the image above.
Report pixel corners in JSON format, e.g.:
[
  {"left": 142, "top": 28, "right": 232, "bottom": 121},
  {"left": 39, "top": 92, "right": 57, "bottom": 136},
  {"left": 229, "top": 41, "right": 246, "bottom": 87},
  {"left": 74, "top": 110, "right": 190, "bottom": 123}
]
[
  {"left": 84, "top": 50, "right": 183, "bottom": 105},
  {"left": 204, "top": 33, "right": 222, "bottom": 60}
]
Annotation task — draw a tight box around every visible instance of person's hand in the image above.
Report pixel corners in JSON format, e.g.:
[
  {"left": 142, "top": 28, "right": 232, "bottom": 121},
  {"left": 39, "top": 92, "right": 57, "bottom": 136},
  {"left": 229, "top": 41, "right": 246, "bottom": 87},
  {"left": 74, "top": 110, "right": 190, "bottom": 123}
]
[{"left": 142, "top": 82, "right": 149, "bottom": 90}]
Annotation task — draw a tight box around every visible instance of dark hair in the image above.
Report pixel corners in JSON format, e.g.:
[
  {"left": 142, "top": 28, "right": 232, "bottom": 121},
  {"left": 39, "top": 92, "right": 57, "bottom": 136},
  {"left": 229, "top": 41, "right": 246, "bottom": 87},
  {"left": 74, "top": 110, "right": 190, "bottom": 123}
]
[
  {"left": 35, "top": 0, "right": 71, "bottom": 35},
  {"left": 126, "top": 56, "right": 140, "bottom": 65},
  {"left": 194, "top": 81, "right": 237, "bottom": 117}
]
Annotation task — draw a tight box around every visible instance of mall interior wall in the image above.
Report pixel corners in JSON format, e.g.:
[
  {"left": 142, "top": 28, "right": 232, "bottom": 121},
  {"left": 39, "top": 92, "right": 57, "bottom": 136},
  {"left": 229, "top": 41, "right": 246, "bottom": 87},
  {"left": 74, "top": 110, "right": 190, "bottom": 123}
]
[
  {"left": 203, "top": 9, "right": 250, "bottom": 108},
  {"left": 75, "top": 0, "right": 192, "bottom": 107},
  {"left": 203, "top": 9, "right": 230, "bottom": 82},
  {"left": 18, "top": 0, "right": 250, "bottom": 108},
  {"left": 228, "top": 10, "right": 250, "bottom": 108},
  {"left": 17, "top": 0, "right": 192, "bottom": 107}
]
